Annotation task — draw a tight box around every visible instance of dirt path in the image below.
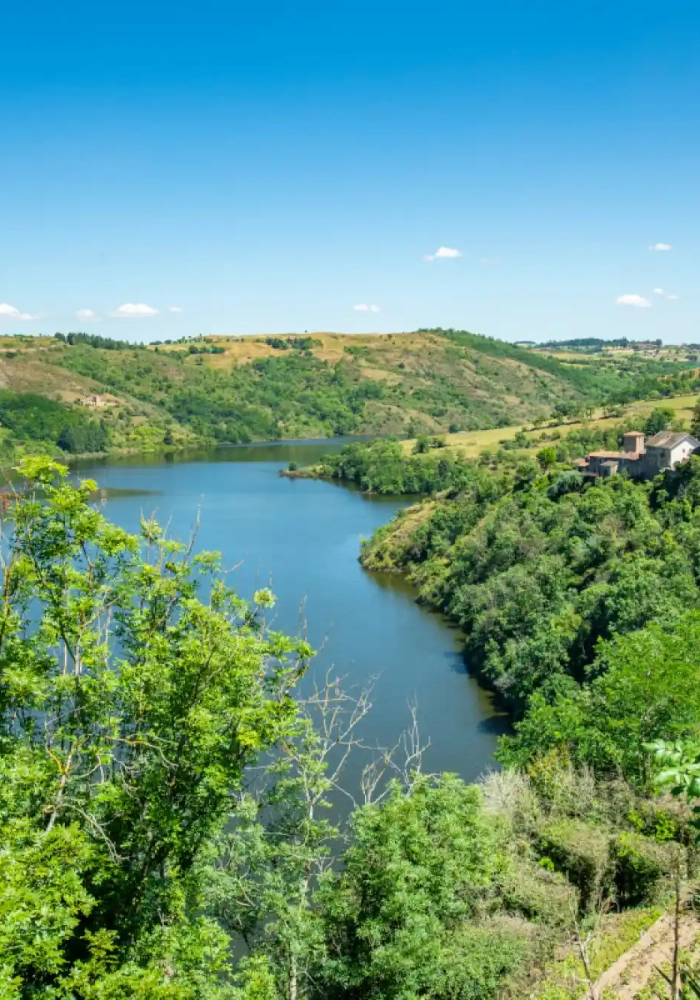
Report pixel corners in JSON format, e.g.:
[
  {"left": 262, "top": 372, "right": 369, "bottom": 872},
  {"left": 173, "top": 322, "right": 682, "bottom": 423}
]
[{"left": 595, "top": 912, "right": 700, "bottom": 999}]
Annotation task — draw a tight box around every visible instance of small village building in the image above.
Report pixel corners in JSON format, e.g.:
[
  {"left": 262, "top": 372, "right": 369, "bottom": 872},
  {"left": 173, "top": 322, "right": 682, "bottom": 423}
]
[
  {"left": 576, "top": 430, "right": 700, "bottom": 480},
  {"left": 79, "top": 394, "right": 107, "bottom": 408}
]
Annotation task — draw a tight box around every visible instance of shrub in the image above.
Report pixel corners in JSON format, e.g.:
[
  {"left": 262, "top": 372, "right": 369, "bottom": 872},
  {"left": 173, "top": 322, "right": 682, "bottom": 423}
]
[
  {"left": 413, "top": 435, "right": 431, "bottom": 454},
  {"left": 499, "top": 866, "right": 574, "bottom": 926},
  {"left": 429, "top": 922, "right": 531, "bottom": 1000},
  {"left": 613, "top": 832, "right": 674, "bottom": 906},
  {"left": 538, "top": 819, "right": 612, "bottom": 909}
]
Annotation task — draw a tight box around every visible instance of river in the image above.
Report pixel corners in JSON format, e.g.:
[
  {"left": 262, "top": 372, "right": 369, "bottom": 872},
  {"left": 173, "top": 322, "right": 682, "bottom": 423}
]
[{"left": 74, "top": 440, "right": 505, "bottom": 783}]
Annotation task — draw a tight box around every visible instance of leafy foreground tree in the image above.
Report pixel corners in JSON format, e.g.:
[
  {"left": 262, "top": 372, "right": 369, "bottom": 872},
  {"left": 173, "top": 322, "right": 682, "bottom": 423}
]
[
  {"left": 0, "top": 457, "right": 310, "bottom": 998},
  {"left": 0, "top": 459, "right": 526, "bottom": 1000}
]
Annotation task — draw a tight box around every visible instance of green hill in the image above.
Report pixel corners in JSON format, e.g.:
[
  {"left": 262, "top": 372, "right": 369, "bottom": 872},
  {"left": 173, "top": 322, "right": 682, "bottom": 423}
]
[{"left": 0, "top": 328, "right": 695, "bottom": 458}]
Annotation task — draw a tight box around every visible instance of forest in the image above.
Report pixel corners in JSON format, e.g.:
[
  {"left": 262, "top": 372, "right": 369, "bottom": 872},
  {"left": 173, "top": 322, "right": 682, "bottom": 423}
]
[
  {"left": 3, "top": 456, "right": 700, "bottom": 1000},
  {"left": 356, "top": 414, "right": 700, "bottom": 770},
  {"left": 0, "top": 391, "right": 109, "bottom": 456}
]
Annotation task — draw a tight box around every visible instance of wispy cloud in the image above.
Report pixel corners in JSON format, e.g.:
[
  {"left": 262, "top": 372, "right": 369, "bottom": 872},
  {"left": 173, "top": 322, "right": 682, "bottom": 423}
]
[
  {"left": 113, "top": 303, "right": 159, "bottom": 318},
  {"left": 666, "top": 294, "right": 679, "bottom": 300},
  {"left": 168, "top": 306, "right": 183, "bottom": 313},
  {"left": 423, "top": 246, "right": 462, "bottom": 262},
  {"left": 652, "top": 288, "right": 679, "bottom": 301},
  {"left": 76, "top": 308, "right": 98, "bottom": 320},
  {"left": 353, "top": 303, "right": 380, "bottom": 313},
  {"left": 615, "top": 294, "right": 651, "bottom": 308},
  {"left": 0, "top": 303, "right": 36, "bottom": 320},
  {"left": 650, "top": 242, "right": 672, "bottom": 251}
]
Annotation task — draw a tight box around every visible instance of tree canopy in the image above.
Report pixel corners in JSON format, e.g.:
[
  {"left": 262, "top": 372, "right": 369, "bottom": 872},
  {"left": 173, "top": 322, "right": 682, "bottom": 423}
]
[{"left": 2, "top": 454, "right": 700, "bottom": 998}]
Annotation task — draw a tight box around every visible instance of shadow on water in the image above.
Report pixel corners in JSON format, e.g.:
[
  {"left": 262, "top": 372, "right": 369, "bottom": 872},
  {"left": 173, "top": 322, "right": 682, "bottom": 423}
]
[
  {"left": 90, "top": 487, "right": 162, "bottom": 500},
  {"left": 365, "top": 567, "right": 512, "bottom": 743},
  {"left": 72, "top": 436, "right": 371, "bottom": 473}
]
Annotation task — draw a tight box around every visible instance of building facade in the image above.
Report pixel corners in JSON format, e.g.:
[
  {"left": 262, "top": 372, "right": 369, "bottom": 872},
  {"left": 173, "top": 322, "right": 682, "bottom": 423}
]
[{"left": 576, "top": 430, "right": 700, "bottom": 480}]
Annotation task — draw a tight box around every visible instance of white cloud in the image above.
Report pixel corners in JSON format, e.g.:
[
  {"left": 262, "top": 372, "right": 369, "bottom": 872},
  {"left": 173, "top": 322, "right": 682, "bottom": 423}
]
[
  {"left": 168, "top": 306, "right": 183, "bottom": 313},
  {"left": 0, "top": 303, "right": 36, "bottom": 320},
  {"left": 653, "top": 288, "right": 665, "bottom": 295},
  {"left": 666, "top": 294, "right": 679, "bottom": 300},
  {"left": 423, "top": 246, "right": 462, "bottom": 261},
  {"left": 615, "top": 294, "right": 652, "bottom": 308},
  {"left": 650, "top": 243, "right": 672, "bottom": 251},
  {"left": 353, "top": 303, "right": 380, "bottom": 313},
  {"left": 113, "top": 302, "right": 159, "bottom": 318},
  {"left": 76, "top": 308, "right": 98, "bottom": 320}
]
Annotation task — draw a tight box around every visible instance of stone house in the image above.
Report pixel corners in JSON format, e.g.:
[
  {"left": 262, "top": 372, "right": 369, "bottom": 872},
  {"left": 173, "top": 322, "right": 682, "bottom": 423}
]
[{"left": 576, "top": 430, "right": 700, "bottom": 480}]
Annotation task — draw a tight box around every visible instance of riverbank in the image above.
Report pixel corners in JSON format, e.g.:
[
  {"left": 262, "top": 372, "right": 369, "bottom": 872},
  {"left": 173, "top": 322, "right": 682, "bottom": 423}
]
[
  {"left": 4, "top": 434, "right": 367, "bottom": 474},
  {"left": 280, "top": 464, "right": 321, "bottom": 479}
]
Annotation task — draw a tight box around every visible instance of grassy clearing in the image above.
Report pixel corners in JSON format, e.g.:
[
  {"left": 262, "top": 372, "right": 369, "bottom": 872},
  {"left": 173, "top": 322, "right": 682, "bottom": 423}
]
[{"left": 399, "top": 394, "right": 699, "bottom": 460}]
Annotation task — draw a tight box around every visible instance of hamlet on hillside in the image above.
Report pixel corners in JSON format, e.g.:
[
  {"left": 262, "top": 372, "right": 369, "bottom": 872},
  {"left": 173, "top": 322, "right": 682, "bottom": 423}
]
[{"left": 574, "top": 430, "right": 700, "bottom": 479}]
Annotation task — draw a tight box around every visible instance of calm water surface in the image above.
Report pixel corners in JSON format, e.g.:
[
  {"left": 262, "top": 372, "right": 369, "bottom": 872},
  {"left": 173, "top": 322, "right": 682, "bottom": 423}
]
[{"left": 75, "top": 442, "right": 505, "bottom": 782}]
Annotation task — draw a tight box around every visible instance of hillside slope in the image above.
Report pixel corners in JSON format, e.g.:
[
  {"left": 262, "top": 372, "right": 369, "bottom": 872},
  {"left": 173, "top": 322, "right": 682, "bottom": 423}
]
[{"left": 0, "top": 328, "right": 689, "bottom": 456}]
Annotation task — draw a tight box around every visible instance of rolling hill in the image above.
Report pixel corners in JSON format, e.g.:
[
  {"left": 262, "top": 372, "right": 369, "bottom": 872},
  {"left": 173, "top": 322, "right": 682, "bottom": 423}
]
[{"left": 0, "top": 328, "right": 693, "bottom": 458}]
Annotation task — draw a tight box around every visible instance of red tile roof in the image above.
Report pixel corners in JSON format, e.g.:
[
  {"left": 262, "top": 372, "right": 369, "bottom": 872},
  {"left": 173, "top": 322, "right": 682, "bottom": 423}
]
[{"left": 587, "top": 450, "right": 641, "bottom": 460}]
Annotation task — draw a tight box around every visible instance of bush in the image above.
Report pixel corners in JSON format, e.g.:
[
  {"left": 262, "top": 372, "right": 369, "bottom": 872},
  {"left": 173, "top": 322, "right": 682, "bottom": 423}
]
[
  {"left": 499, "top": 866, "right": 574, "bottom": 926},
  {"left": 643, "top": 406, "right": 675, "bottom": 437},
  {"left": 538, "top": 819, "right": 612, "bottom": 909},
  {"left": 413, "top": 434, "right": 431, "bottom": 454},
  {"left": 429, "top": 922, "right": 530, "bottom": 1000},
  {"left": 537, "top": 446, "right": 557, "bottom": 469},
  {"left": 613, "top": 832, "right": 674, "bottom": 906}
]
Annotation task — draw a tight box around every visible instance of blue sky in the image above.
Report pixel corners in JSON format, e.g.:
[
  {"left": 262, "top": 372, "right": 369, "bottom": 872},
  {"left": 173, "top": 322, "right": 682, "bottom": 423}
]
[{"left": 1, "top": 0, "right": 698, "bottom": 342}]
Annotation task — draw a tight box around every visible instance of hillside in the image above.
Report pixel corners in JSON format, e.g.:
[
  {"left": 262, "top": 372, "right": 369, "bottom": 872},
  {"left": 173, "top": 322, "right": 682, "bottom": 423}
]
[{"left": 0, "top": 328, "right": 694, "bottom": 458}]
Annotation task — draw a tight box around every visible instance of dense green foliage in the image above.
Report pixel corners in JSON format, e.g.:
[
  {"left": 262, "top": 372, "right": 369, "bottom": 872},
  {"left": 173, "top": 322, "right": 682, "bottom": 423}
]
[
  {"left": 56, "top": 332, "right": 146, "bottom": 350},
  {"left": 263, "top": 336, "right": 321, "bottom": 351},
  {"left": 315, "top": 438, "right": 526, "bottom": 495},
  {"left": 500, "top": 614, "right": 700, "bottom": 783},
  {"left": 3, "top": 328, "right": 697, "bottom": 455},
  {"left": 311, "top": 422, "right": 659, "bottom": 497},
  {"left": 0, "top": 458, "right": 309, "bottom": 996},
  {"left": 312, "top": 412, "right": 695, "bottom": 497},
  {"left": 643, "top": 406, "right": 675, "bottom": 436},
  {"left": 0, "top": 391, "right": 109, "bottom": 455},
  {"left": 56, "top": 335, "right": 575, "bottom": 444},
  {"left": 1, "top": 458, "right": 692, "bottom": 999},
  {"left": 361, "top": 443, "right": 700, "bottom": 792}
]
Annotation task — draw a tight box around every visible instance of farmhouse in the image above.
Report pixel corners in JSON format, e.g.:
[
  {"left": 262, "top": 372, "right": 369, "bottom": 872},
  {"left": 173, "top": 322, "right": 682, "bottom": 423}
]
[
  {"left": 79, "top": 394, "right": 107, "bottom": 408},
  {"left": 576, "top": 430, "right": 700, "bottom": 480}
]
